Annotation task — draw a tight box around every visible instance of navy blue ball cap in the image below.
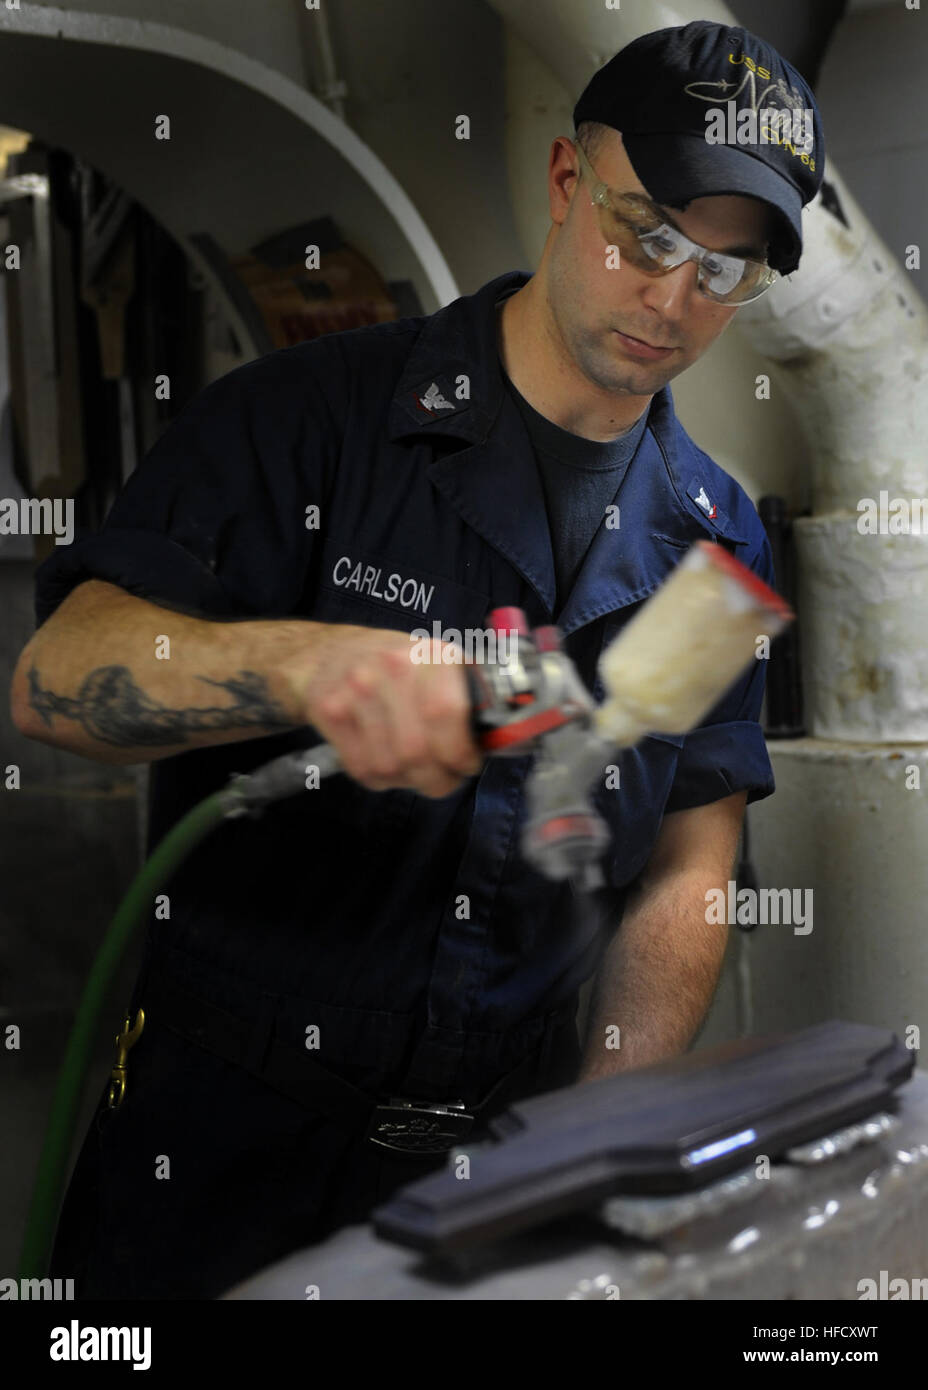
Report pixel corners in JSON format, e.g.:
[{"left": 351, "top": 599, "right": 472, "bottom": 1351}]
[{"left": 572, "top": 20, "right": 825, "bottom": 275}]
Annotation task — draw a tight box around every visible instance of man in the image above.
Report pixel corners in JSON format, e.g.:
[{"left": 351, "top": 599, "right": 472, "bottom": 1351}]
[{"left": 11, "top": 21, "right": 824, "bottom": 1297}]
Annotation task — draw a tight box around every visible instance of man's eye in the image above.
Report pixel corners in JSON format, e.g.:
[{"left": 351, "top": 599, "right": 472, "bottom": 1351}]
[
  {"left": 612, "top": 213, "right": 653, "bottom": 235},
  {"left": 640, "top": 226, "right": 680, "bottom": 254},
  {"left": 704, "top": 260, "right": 743, "bottom": 294}
]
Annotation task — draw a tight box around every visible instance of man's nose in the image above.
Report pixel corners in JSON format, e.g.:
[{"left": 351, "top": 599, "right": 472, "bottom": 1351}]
[{"left": 639, "top": 259, "right": 700, "bottom": 320}]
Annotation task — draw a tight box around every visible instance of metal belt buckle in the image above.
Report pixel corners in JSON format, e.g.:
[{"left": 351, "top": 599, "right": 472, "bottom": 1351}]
[{"left": 366, "top": 1096, "right": 474, "bottom": 1156}]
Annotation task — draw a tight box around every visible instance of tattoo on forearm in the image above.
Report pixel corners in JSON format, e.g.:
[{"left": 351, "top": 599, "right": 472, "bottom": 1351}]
[{"left": 27, "top": 665, "right": 292, "bottom": 747}]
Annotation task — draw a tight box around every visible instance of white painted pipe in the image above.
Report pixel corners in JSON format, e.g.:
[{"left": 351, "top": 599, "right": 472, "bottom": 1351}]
[
  {"left": 796, "top": 517, "right": 928, "bottom": 741},
  {"left": 735, "top": 167, "right": 928, "bottom": 742},
  {"left": 737, "top": 164, "right": 928, "bottom": 514}
]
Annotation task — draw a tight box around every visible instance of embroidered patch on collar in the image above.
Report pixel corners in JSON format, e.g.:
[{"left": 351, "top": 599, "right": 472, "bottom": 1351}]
[
  {"left": 687, "top": 475, "right": 728, "bottom": 529},
  {"left": 401, "top": 374, "right": 470, "bottom": 425}
]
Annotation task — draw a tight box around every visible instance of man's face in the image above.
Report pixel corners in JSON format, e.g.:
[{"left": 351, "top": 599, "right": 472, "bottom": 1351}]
[{"left": 545, "top": 129, "right": 773, "bottom": 396}]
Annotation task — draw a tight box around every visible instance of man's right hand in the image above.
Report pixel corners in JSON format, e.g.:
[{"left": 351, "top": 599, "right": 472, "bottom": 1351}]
[{"left": 285, "top": 624, "right": 484, "bottom": 798}]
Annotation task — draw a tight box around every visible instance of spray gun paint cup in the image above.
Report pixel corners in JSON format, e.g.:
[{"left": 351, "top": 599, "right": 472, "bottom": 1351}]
[{"left": 596, "top": 541, "right": 794, "bottom": 748}]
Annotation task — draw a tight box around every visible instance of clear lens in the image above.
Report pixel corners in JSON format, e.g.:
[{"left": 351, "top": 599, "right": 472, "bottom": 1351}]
[
  {"left": 639, "top": 224, "right": 691, "bottom": 269},
  {"left": 698, "top": 261, "right": 773, "bottom": 304},
  {"left": 699, "top": 253, "right": 744, "bottom": 298}
]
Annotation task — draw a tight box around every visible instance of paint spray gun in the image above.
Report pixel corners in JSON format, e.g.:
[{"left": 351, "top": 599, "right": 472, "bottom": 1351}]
[{"left": 230, "top": 541, "right": 793, "bottom": 886}]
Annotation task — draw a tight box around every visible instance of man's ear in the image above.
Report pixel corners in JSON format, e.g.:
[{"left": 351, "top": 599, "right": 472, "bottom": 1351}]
[{"left": 548, "top": 137, "right": 581, "bottom": 226}]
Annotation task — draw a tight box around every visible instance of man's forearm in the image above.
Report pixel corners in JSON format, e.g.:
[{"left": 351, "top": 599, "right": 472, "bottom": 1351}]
[
  {"left": 10, "top": 579, "right": 321, "bottom": 764},
  {"left": 577, "top": 869, "right": 728, "bottom": 1081}
]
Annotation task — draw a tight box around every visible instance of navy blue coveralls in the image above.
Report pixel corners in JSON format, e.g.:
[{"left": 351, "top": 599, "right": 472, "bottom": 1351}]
[{"left": 37, "top": 270, "right": 776, "bottom": 1298}]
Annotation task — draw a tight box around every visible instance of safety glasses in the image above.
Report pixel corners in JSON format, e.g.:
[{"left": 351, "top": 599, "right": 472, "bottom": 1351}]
[{"left": 575, "top": 141, "right": 780, "bottom": 306}]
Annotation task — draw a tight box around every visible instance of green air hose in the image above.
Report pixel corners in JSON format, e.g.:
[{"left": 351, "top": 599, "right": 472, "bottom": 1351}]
[
  {"left": 17, "top": 741, "right": 340, "bottom": 1280},
  {"left": 16, "top": 791, "right": 230, "bottom": 1279}
]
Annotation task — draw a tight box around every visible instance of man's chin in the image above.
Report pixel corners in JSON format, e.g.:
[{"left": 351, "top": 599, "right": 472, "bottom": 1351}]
[{"left": 597, "top": 354, "right": 686, "bottom": 396}]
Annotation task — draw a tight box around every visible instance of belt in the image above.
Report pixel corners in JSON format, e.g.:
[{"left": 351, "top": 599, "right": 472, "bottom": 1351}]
[{"left": 135, "top": 960, "right": 556, "bottom": 1158}]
